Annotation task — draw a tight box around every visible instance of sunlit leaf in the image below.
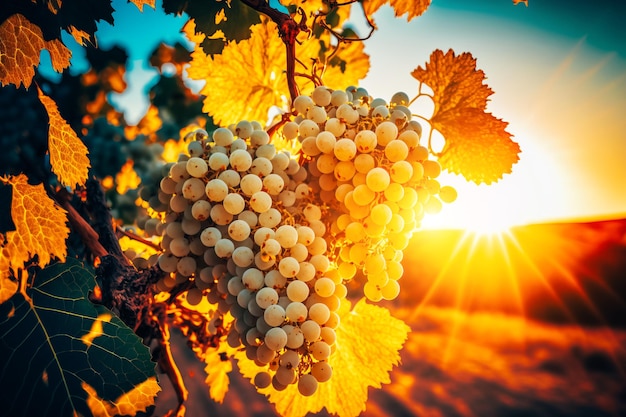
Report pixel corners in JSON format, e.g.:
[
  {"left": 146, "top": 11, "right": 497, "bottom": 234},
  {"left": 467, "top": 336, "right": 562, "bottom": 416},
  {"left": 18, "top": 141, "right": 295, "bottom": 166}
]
[
  {"left": 68, "top": 25, "right": 91, "bottom": 46},
  {"left": 115, "top": 160, "right": 142, "bottom": 194},
  {"left": 411, "top": 49, "right": 520, "bottom": 183},
  {"left": 237, "top": 298, "right": 410, "bottom": 417},
  {"left": 38, "top": 87, "right": 91, "bottom": 188},
  {"left": 280, "top": 0, "right": 351, "bottom": 24},
  {"left": 124, "top": 104, "right": 163, "bottom": 140},
  {"left": 82, "top": 377, "right": 161, "bottom": 417},
  {"left": 0, "top": 14, "right": 71, "bottom": 88},
  {"left": 0, "top": 174, "right": 69, "bottom": 283},
  {"left": 185, "top": 18, "right": 285, "bottom": 125},
  {"left": 0, "top": 258, "right": 159, "bottom": 417},
  {"left": 202, "top": 341, "right": 240, "bottom": 403},
  {"left": 0, "top": 252, "right": 18, "bottom": 304},
  {"left": 185, "top": 18, "right": 369, "bottom": 126},
  {"left": 129, "top": 0, "right": 156, "bottom": 12},
  {"left": 361, "top": 0, "right": 431, "bottom": 21},
  {"left": 435, "top": 109, "right": 521, "bottom": 184},
  {"left": 309, "top": 40, "right": 370, "bottom": 94}
]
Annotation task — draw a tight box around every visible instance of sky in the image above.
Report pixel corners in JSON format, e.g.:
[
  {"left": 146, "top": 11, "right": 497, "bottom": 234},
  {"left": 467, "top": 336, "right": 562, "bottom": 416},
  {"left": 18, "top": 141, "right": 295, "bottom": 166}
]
[
  {"left": 39, "top": 0, "right": 626, "bottom": 230},
  {"left": 352, "top": 1, "right": 626, "bottom": 230}
]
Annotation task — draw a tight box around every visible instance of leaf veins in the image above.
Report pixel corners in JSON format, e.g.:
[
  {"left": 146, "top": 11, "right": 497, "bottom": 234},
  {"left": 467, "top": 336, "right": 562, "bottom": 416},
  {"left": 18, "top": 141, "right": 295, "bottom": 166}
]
[
  {"left": 362, "top": 0, "right": 431, "bottom": 21},
  {"left": 411, "top": 49, "right": 521, "bottom": 184},
  {"left": 184, "top": 18, "right": 369, "bottom": 126},
  {"left": 0, "top": 174, "right": 69, "bottom": 303},
  {"left": 0, "top": 14, "right": 71, "bottom": 88},
  {"left": 38, "top": 87, "right": 91, "bottom": 189}
]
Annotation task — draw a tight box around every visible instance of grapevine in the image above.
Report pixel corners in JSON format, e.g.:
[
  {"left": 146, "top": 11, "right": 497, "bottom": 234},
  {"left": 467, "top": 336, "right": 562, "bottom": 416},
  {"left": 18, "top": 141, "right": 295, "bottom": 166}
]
[
  {"left": 140, "top": 83, "right": 457, "bottom": 398},
  {"left": 0, "top": 1, "right": 522, "bottom": 416}
]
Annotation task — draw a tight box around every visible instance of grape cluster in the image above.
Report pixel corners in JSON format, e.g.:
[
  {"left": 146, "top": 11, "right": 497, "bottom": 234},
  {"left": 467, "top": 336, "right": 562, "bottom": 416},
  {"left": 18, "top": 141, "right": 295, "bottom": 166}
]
[
  {"left": 150, "top": 123, "right": 338, "bottom": 396},
  {"left": 286, "top": 86, "right": 456, "bottom": 302},
  {"left": 148, "top": 85, "right": 456, "bottom": 397}
]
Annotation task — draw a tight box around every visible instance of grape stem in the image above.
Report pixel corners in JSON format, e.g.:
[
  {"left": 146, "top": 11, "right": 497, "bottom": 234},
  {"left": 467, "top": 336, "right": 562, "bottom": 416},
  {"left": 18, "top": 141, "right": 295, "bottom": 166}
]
[
  {"left": 116, "top": 225, "right": 161, "bottom": 251},
  {"left": 239, "top": 0, "right": 308, "bottom": 102}
]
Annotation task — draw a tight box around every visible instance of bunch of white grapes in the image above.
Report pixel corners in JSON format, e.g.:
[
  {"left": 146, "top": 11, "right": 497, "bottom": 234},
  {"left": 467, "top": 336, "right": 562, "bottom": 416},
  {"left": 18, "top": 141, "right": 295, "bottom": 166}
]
[
  {"left": 149, "top": 122, "right": 339, "bottom": 396},
  {"left": 284, "top": 86, "right": 456, "bottom": 302},
  {"left": 146, "top": 85, "right": 456, "bottom": 397}
]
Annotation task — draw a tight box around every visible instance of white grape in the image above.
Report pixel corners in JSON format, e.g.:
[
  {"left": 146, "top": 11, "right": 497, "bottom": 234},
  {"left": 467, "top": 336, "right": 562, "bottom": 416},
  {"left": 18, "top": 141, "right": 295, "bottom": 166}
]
[
  {"left": 258, "top": 208, "right": 281, "bottom": 228},
  {"left": 298, "top": 374, "right": 318, "bottom": 396},
  {"left": 256, "top": 287, "right": 279, "bottom": 309},
  {"left": 264, "top": 327, "right": 288, "bottom": 351},
  {"left": 286, "top": 280, "right": 309, "bottom": 302},
  {"left": 242, "top": 268, "right": 265, "bottom": 290},
  {"left": 182, "top": 178, "right": 205, "bottom": 201},
  {"left": 186, "top": 157, "right": 208, "bottom": 178},
  {"left": 228, "top": 219, "right": 251, "bottom": 241},
  {"left": 263, "top": 173, "right": 285, "bottom": 195},
  {"left": 310, "top": 362, "right": 332, "bottom": 383},
  {"left": 250, "top": 191, "right": 272, "bottom": 213},
  {"left": 205, "top": 178, "right": 229, "bottom": 202},
  {"left": 223, "top": 192, "right": 245, "bottom": 215},
  {"left": 285, "top": 302, "right": 308, "bottom": 322},
  {"left": 264, "top": 304, "right": 286, "bottom": 326},
  {"left": 240, "top": 174, "right": 263, "bottom": 196},
  {"left": 214, "top": 238, "right": 235, "bottom": 258},
  {"left": 208, "top": 152, "right": 230, "bottom": 171},
  {"left": 230, "top": 149, "right": 253, "bottom": 171}
]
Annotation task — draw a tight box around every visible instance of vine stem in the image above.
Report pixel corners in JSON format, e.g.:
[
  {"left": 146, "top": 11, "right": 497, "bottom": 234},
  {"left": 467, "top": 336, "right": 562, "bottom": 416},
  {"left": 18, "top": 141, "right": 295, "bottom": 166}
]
[{"left": 239, "top": 0, "right": 305, "bottom": 102}]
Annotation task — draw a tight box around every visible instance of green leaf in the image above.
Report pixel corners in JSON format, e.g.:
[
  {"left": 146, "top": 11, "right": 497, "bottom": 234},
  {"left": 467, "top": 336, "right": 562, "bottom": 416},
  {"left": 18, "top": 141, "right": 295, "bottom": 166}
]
[
  {"left": 163, "top": 0, "right": 261, "bottom": 54},
  {"left": 0, "top": 258, "right": 158, "bottom": 417}
]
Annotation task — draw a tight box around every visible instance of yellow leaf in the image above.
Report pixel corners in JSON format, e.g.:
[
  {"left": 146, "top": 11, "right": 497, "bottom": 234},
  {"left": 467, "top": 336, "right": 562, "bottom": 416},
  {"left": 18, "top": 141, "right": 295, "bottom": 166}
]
[
  {"left": 0, "top": 249, "right": 18, "bottom": 304},
  {"left": 203, "top": 342, "right": 240, "bottom": 403},
  {"left": 311, "top": 40, "right": 370, "bottom": 94},
  {"left": 280, "top": 0, "right": 351, "bottom": 23},
  {"left": 0, "top": 14, "right": 71, "bottom": 88},
  {"left": 129, "top": 0, "right": 156, "bottom": 12},
  {"left": 185, "top": 18, "right": 286, "bottom": 125},
  {"left": 0, "top": 174, "right": 69, "bottom": 281},
  {"left": 361, "top": 0, "right": 431, "bottom": 21},
  {"left": 123, "top": 105, "right": 162, "bottom": 140},
  {"left": 513, "top": 0, "right": 529, "bottom": 6},
  {"left": 411, "top": 49, "right": 520, "bottom": 184},
  {"left": 115, "top": 160, "right": 142, "bottom": 194},
  {"left": 185, "top": 18, "right": 370, "bottom": 126},
  {"left": 68, "top": 25, "right": 92, "bottom": 47},
  {"left": 237, "top": 298, "right": 410, "bottom": 417},
  {"left": 82, "top": 376, "right": 161, "bottom": 417},
  {"left": 38, "top": 87, "right": 91, "bottom": 188}
]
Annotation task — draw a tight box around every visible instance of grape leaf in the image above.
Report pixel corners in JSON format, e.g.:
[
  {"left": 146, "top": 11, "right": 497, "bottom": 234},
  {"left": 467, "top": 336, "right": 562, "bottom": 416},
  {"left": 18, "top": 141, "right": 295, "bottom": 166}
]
[
  {"left": 361, "top": 0, "right": 431, "bottom": 21},
  {"left": 38, "top": 87, "right": 91, "bottom": 188},
  {"left": 0, "top": 174, "right": 69, "bottom": 300},
  {"left": 280, "top": 0, "right": 351, "bottom": 25},
  {"left": 202, "top": 341, "right": 240, "bottom": 403},
  {"left": 411, "top": 49, "right": 520, "bottom": 184},
  {"left": 308, "top": 40, "right": 370, "bottom": 93},
  {"left": 82, "top": 377, "right": 161, "bottom": 417},
  {"left": 0, "top": 252, "right": 18, "bottom": 304},
  {"left": 185, "top": 18, "right": 369, "bottom": 126},
  {"left": 163, "top": 0, "right": 261, "bottom": 54},
  {"left": 237, "top": 298, "right": 410, "bottom": 417},
  {"left": 0, "top": 13, "right": 71, "bottom": 88},
  {"left": 129, "top": 0, "right": 156, "bottom": 12},
  {"left": 0, "top": 258, "right": 159, "bottom": 417}
]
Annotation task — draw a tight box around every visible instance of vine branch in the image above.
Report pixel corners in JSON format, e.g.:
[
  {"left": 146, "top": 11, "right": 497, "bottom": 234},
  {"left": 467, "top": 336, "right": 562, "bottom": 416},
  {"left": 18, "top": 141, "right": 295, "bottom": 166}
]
[{"left": 239, "top": 0, "right": 308, "bottom": 102}]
